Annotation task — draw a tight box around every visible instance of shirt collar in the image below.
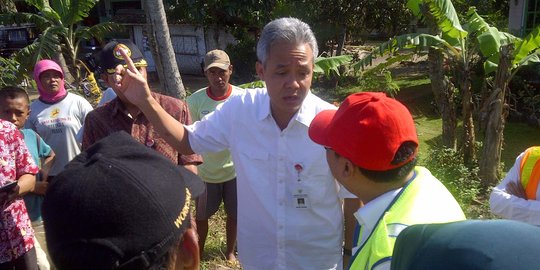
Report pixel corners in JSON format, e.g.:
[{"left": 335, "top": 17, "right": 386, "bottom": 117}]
[
  {"left": 256, "top": 89, "right": 317, "bottom": 128},
  {"left": 354, "top": 187, "right": 403, "bottom": 233}
]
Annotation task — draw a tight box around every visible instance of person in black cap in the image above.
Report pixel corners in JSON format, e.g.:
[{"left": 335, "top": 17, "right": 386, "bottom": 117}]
[
  {"left": 42, "top": 131, "right": 204, "bottom": 270},
  {"left": 391, "top": 219, "right": 540, "bottom": 270},
  {"left": 82, "top": 40, "right": 202, "bottom": 173}
]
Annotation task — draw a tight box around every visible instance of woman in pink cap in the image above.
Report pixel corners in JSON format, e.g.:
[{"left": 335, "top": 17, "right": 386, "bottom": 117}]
[{"left": 26, "top": 59, "right": 93, "bottom": 183}]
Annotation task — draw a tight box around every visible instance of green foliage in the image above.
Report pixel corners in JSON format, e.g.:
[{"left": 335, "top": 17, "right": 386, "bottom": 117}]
[
  {"left": 226, "top": 37, "right": 258, "bottom": 84},
  {"left": 237, "top": 80, "right": 265, "bottom": 89},
  {"left": 314, "top": 55, "right": 353, "bottom": 78},
  {"left": 513, "top": 26, "right": 540, "bottom": 67},
  {"left": 408, "top": 0, "right": 467, "bottom": 40},
  {"left": 0, "top": 57, "right": 24, "bottom": 87},
  {"left": 0, "top": 0, "right": 120, "bottom": 85},
  {"left": 358, "top": 70, "right": 400, "bottom": 96},
  {"left": 423, "top": 147, "right": 481, "bottom": 215}
]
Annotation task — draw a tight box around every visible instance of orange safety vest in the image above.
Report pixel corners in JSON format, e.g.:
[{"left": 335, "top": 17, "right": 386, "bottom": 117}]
[{"left": 519, "top": 146, "right": 540, "bottom": 200}]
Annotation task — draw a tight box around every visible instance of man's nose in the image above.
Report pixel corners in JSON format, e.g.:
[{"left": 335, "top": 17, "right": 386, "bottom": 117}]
[
  {"left": 8, "top": 113, "right": 17, "bottom": 123},
  {"left": 285, "top": 74, "right": 300, "bottom": 89}
]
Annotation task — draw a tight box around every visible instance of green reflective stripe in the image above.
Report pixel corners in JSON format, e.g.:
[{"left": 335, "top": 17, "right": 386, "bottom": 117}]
[{"left": 520, "top": 147, "right": 540, "bottom": 189}]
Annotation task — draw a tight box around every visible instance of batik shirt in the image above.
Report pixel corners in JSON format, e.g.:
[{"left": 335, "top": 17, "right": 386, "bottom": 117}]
[{"left": 0, "top": 120, "right": 37, "bottom": 263}]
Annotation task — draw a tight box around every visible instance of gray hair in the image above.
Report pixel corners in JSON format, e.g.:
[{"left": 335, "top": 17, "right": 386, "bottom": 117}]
[{"left": 256, "top": 17, "right": 319, "bottom": 64}]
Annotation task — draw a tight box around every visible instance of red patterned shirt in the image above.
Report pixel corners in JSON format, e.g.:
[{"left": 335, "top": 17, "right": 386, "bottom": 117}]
[
  {"left": 82, "top": 92, "right": 202, "bottom": 165},
  {"left": 0, "top": 120, "right": 37, "bottom": 263}
]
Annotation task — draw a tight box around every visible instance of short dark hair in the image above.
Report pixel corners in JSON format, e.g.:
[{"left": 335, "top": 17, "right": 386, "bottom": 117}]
[
  {"left": 358, "top": 141, "right": 418, "bottom": 183},
  {"left": 0, "top": 86, "right": 30, "bottom": 104}
]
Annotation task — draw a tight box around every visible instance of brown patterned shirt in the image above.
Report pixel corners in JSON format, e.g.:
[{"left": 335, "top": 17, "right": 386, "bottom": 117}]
[{"left": 82, "top": 92, "right": 202, "bottom": 165}]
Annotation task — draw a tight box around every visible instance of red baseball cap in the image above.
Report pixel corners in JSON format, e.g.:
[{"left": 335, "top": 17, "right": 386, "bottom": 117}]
[{"left": 309, "top": 92, "right": 418, "bottom": 171}]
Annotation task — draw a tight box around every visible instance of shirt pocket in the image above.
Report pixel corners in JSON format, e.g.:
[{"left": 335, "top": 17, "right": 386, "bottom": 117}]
[{"left": 300, "top": 159, "right": 338, "bottom": 207}]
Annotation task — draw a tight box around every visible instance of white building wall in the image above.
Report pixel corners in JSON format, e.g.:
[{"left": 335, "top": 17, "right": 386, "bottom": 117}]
[{"left": 509, "top": 0, "right": 526, "bottom": 36}]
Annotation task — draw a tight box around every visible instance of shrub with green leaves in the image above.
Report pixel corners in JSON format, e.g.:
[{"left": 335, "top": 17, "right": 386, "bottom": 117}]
[{"left": 423, "top": 147, "right": 482, "bottom": 217}]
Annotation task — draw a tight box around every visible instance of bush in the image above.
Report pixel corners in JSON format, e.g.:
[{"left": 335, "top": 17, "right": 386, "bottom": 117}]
[{"left": 423, "top": 147, "right": 486, "bottom": 218}]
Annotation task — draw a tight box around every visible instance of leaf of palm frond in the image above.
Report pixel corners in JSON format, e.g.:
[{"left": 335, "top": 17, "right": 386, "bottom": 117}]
[
  {"left": 52, "top": 0, "right": 97, "bottom": 25},
  {"left": 407, "top": 0, "right": 467, "bottom": 40},
  {"left": 41, "top": 6, "right": 62, "bottom": 24},
  {"left": 314, "top": 55, "right": 353, "bottom": 77},
  {"left": 0, "top": 12, "right": 50, "bottom": 30},
  {"left": 75, "top": 22, "right": 122, "bottom": 43},
  {"left": 464, "top": 7, "right": 490, "bottom": 35},
  {"left": 513, "top": 26, "right": 540, "bottom": 66},
  {"left": 25, "top": 0, "right": 46, "bottom": 11},
  {"left": 352, "top": 33, "right": 448, "bottom": 73},
  {"left": 14, "top": 27, "right": 61, "bottom": 72}
]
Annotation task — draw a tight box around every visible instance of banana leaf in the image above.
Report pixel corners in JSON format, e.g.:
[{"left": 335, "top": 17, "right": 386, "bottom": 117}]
[
  {"left": 314, "top": 55, "right": 353, "bottom": 78},
  {"left": 407, "top": 0, "right": 467, "bottom": 40},
  {"left": 513, "top": 26, "right": 540, "bottom": 66}
]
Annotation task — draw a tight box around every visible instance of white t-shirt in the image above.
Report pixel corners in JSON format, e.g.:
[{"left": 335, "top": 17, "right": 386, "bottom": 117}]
[
  {"left": 27, "top": 93, "right": 93, "bottom": 176},
  {"left": 186, "top": 88, "right": 345, "bottom": 270}
]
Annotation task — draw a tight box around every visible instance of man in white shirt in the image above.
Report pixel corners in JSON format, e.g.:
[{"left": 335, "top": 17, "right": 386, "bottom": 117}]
[
  {"left": 111, "top": 17, "right": 359, "bottom": 270},
  {"left": 490, "top": 147, "right": 540, "bottom": 225}
]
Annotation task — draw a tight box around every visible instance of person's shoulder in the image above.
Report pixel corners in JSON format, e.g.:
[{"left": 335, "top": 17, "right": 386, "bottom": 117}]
[
  {"left": 186, "top": 87, "right": 208, "bottom": 103},
  {"left": 152, "top": 92, "right": 185, "bottom": 105},
  {"left": 230, "top": 85, "right": 244, "bottom": 94},
  {"left": 306, "top": 92, "right": 336, "bottom": 111},
  {"left": 67, "top": 92, "right": 93, "bottom": 106},
  {"left": 0, "top": 120, "right": 17, "bottom": 134},
  {"left": 87, "top": 101, "right": 112, "bottom": 117},
  {"left": 190, "top": 87, "right": 208, "bottom": 97},
  {"left": 152, "top": 92, "right": 187, "bottom": 113},
  {"left": 20, "top": 128, "right": 37, "bottom": 138}
]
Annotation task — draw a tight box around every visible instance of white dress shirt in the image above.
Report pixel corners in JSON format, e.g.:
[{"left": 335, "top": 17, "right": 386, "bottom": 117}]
[
  {"left": 186, "top": 88, "right": 344, "bottom": 270},
  {"left": 490, "top": 152, "right": 540, "bottom": 225}
]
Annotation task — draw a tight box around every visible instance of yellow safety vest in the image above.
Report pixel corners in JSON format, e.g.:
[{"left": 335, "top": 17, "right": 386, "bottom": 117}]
[
  {"left": 349, "top": 166, "right": 466, "bottom": 270},
  {"left": 519, "top": 146, "right": 540, "bottom": 200}
]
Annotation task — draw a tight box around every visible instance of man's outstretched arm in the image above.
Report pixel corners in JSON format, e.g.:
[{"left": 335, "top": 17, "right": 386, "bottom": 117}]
[{"left": 116, "top": 48, "right": 195, "bottom": 155}]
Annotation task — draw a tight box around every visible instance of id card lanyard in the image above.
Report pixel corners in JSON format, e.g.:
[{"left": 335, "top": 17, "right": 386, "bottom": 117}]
[{"left": 293, "top": 163, "right": 310, "bottom": 209}]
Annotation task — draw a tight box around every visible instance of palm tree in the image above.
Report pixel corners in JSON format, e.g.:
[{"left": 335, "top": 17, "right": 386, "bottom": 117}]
[
  {"left": 144, "top": 0, "right": 185, "bottom": 99},
  {"left": 0, "top": 0, "right": 119, "bottom": 88}
]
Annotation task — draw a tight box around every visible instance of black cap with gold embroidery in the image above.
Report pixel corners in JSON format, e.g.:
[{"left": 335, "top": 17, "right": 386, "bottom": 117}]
[
  {"left": 42, "top": 131, "right": 204, "bottom": 270},
  {"left": 100, "top": 40, "right": 148, "bottom": 74}
]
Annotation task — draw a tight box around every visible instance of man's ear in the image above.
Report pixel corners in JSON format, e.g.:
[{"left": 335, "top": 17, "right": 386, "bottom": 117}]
[
  {"left": 255, "top": 61, "right": 265, "bottom": 81},
  {"left": 176, "top": 228, "right": 200, "bottom": 270},
  {"left": 342, "top": 158, "right": 356, "bottom": 178}
]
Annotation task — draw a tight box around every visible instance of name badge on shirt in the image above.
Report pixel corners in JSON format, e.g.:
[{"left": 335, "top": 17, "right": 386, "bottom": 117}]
[{"left": 293, "top": 192, "right": 310, "bottom": 209}]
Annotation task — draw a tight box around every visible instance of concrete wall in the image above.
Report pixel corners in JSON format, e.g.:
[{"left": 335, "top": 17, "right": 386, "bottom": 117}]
[
  {"left": 509, "top": 0, "right": 526, "bottom": 36},
  {"left": 129, "top": 25, "right": 236, "bottom": 75}
]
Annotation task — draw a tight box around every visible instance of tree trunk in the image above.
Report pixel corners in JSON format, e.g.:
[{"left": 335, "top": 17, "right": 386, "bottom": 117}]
[
  {"left": 336, "top": 26, "right": 347, "bottom": 56},
  {"left": 144, "top": 0, "right": 185, "bottom": 99},
  {"left": 428, "top": 48, "right": 456, "bottom": 149},
  {"left": 460, "top": 64, "right": 476, "bottom": 165},
  {"left": 479, "top": 44, "right": 513, "bottom": 188}
]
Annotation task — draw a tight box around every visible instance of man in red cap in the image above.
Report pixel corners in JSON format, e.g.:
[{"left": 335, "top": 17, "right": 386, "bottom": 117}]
[{"left": 308, "top": 92, "right": 466, "bottom": 270}]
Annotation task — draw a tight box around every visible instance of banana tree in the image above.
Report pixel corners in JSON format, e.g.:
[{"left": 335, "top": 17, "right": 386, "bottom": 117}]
[
  {"left": 0, "top": 0, "right": 119, "bottom": 89},
  {"left": 474, "top": 10, "right": 540, "bottom": 186}
]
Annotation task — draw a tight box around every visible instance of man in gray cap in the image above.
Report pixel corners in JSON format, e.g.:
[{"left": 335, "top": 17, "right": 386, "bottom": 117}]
[{"left": 187, "top": 50, "right": 242, "bottom": 261}]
